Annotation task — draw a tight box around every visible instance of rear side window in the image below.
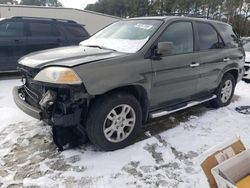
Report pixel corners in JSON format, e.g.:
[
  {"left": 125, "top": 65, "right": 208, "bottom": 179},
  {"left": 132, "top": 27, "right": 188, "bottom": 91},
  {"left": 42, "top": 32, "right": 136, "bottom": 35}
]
[
  {"left": 0, "top": 21, "right": 24, "bottom": 37},
  {"left": 159, "top": 22, "right": 194, "bottom": 55},
  {"left": 65, "top": 25, "right": 88, "bottom": 38},
  {"left": 197, "top": 22, "right": 224, "bottom": 50},
  {"left": 29, "top": 22, "right": 60, "bottom": 37},
  {"left": 216, "top": 23, "right": 239, "bottom": 48}
]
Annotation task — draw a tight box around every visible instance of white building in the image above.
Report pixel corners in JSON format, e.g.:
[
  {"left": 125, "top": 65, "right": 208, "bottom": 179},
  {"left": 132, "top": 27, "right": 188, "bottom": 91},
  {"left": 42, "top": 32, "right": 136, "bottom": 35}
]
[{"left": 0, "top": 4, "right": 121, "bottom": 34}]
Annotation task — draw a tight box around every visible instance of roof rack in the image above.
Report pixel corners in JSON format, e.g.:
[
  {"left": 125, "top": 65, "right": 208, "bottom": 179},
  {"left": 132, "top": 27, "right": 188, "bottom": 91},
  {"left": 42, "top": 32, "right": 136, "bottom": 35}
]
[
  {"left": 163, "top": 13, "right": 221, "bottom": 20},
  {"left": 11, "top": 16, "right": 77, "bottom": 23}
]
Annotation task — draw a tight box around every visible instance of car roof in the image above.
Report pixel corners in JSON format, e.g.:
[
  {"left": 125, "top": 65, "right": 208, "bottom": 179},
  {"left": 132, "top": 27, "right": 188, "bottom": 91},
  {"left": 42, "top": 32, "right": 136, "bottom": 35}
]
[
  {"left": 10, "top": 16, "right": 79, "bottom": 25},
  {"left": 129, "top": 16, "right": 230, "bottom": 26}
]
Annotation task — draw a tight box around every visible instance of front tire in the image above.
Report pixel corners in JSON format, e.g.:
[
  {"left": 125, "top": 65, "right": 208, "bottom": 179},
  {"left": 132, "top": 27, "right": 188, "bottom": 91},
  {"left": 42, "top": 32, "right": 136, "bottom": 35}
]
[
  {"left": 86, "top": 92, "right": 142, "bottom": 151},
  {"left": 210, "top": 73, "right": 236, "bottom": 108}
]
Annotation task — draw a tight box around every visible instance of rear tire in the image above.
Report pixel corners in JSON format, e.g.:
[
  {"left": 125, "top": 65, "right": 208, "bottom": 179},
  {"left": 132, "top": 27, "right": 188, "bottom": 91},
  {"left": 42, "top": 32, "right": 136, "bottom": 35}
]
[
  {"left": 86, "top": 92, "right": 142, "bottom": 151},
  {"left": 210, "top": 73, "right": 236, "bottom": 108}
]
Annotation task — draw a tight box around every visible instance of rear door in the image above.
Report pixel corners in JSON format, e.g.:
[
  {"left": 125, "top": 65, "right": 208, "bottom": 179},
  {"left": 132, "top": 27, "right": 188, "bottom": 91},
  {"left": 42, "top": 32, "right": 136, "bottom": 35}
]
[
  {"left": 26, "top": 21, "right": 64, "bottom": 54},
  {"left": 195, "top": 22, "right": 237, "bottom": 95},
  {"left": 0, "top": 20, "right": 26, "bottom": 71},
  {"left": 150, "top": 21, "right": 200, "bottom": 109}
]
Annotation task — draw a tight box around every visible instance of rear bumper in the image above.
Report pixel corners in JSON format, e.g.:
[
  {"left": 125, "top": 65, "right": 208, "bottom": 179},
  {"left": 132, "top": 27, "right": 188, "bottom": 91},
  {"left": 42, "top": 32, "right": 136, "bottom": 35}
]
[{"left": 13, "top": 86, "right": 42, "bottom": 120}]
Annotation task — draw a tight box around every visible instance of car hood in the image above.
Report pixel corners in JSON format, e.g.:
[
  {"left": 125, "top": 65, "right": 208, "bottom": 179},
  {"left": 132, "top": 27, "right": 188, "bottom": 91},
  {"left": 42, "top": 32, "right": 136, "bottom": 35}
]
[
  {"left": 245, "top": 51, "right": 250, "bottom": 62},
  {"left": 19, "top": 45, "right": 125, "bottom": 69}
]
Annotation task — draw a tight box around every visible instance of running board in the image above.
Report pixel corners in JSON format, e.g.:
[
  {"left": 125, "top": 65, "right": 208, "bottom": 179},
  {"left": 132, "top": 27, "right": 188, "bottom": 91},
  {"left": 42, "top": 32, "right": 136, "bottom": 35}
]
[{"left": 150, "top": 95, "right": 217, "bottom": 119}]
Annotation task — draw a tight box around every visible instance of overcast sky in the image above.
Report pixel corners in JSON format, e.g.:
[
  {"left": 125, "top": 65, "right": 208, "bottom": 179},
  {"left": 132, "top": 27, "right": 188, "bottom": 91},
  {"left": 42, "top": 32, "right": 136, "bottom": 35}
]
[{"left": 59, "top": 0, "right": 98, "bottom": 9}]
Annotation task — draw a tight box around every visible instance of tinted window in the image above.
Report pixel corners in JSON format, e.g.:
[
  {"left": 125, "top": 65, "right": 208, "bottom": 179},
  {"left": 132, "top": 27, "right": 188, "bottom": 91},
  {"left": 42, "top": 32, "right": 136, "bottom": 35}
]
[
  {"left": 159, "top": 22, "right": 193, "bottom": 55},
  {"left": 216, "top": 23, "right": 239, "bottom": 48},
  {"left": 29, "top": 23, "right": 60, "bottom": 37},
  {"left": 65, "top": 25, "right": 88, "bottom": 37},
  {"left": 0, "top": 21, "right": 24, "bottom": 37},
  {"left": 197, "top": 22, "right": 223, "bottom": 50}
]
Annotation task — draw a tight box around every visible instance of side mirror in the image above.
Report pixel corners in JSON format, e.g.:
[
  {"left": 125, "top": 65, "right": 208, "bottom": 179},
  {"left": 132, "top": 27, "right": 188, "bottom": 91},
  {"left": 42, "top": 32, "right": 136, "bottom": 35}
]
[{"left": 157, "top": 42, "right": 174, "bottom": 56}]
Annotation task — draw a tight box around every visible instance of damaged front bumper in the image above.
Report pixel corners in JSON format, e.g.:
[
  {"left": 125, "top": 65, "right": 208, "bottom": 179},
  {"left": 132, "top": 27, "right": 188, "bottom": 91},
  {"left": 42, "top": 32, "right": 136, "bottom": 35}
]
[
  {"left": 13, "top": 86, "right": 43, "bottom": 120},
  {"left": 13, "top": 82, "right": 89, "bottom": 127}
]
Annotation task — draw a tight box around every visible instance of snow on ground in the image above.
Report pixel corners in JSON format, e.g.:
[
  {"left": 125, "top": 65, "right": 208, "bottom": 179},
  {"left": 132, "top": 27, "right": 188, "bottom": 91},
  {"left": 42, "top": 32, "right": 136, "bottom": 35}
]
[{"left": 0, "top": 79, "right": 250, "bottom": 188}]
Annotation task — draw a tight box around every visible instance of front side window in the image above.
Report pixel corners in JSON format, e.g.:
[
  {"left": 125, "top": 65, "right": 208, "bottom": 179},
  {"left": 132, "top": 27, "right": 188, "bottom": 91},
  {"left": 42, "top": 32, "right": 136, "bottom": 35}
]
[
  {"left": 197, "top": 22, "right": 223, "bottom": 50},
  {"left": 159, "top": 22, "right": 194, "bottom": 55},
  {"left": 80, "top": 20, "right": 163, "bottom": 53},
  {"left": 29, "top": 23, "right": 60, "bottom": 37},
  {"left": 0, "top": 21, "right": 24, "bottom": 37}
]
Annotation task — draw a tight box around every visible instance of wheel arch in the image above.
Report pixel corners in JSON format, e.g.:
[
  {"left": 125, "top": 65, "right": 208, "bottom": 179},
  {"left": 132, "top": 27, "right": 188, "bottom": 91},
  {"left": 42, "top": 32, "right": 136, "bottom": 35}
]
[
  {"left": 90, "top": 85, "right": 150, "bottom": 123},
  {"left": 226, "top": 69, "right": 239, "bottom": 82},
  {"left": 218, "top": 67, "right": 239, "bottom": 86}
]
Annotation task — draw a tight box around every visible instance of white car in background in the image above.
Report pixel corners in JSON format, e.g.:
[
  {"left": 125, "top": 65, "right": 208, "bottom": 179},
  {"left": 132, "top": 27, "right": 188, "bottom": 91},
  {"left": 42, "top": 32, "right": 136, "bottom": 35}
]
[
  {"left": 241, "top": 37, "right": 250, "bottom": 45},
  {"left": 243, "top": 42, "right": 250, "bottom": 82}
]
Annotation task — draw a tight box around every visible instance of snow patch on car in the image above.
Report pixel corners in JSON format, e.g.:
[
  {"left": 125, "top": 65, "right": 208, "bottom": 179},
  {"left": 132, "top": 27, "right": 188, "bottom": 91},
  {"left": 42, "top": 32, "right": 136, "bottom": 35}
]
[{"left": 80, "top": 37, "right": 149, "bottom": 53}]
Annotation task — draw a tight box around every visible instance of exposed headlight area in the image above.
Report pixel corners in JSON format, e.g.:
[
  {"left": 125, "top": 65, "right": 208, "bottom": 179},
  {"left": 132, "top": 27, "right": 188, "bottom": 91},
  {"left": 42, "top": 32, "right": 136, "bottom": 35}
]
[
  {"left": 13, "top": 65, "right": 88, "bottom": 128},
  {"left": 34, "top": 67, "right": 82, "bottom": 85}
]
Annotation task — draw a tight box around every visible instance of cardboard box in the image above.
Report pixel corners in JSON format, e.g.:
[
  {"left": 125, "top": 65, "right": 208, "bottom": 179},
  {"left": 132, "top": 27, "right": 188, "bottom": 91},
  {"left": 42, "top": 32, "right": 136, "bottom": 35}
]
[
  {"left": 199, "top": 137, "right": 247, "bottom": 188},
  {"left": 212, "top": 149, "right": 250, "bottom": 188}
]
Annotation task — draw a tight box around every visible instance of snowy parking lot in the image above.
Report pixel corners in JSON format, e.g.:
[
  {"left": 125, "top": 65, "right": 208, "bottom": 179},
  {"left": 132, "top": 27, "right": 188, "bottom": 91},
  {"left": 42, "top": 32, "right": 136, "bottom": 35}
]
[{"left": 0, "top": 79, "right": 250, "bottom": 188}]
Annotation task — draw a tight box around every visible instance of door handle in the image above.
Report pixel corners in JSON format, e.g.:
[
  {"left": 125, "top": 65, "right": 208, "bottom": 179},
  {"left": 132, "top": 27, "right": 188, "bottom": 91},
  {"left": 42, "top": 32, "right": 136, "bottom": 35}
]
[
  {"left": 190, "top": 62, "right": 200, "bottom": 68},
  {"left": 223, "top": 58, "right": 230, "bottom": 62}
]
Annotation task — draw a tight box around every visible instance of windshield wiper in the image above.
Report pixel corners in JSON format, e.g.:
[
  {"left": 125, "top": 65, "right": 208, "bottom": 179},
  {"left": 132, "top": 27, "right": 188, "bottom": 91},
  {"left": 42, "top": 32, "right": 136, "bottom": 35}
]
[{"left": 85, "top": 45, "right": 117, "bottom": 52}]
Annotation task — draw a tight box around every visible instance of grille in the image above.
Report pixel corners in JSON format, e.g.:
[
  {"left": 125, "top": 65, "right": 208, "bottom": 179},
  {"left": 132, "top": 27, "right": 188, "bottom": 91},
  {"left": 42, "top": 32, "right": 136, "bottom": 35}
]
[
  {"left": 19, "top": 66, "right": 44, "bottom": 108},
  {"left": 24, "top": 78, "right": 44, "bottom": 108}
]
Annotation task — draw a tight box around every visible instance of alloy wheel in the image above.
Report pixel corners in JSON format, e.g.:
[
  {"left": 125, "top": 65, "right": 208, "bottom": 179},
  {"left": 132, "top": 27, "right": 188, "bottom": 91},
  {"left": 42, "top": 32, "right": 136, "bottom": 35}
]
[
  {"left": 221, "top": 80, "right": 233, "bottom": 103},
  {"left": 103, "top": 104, "right": 136, "bottom": 143}
]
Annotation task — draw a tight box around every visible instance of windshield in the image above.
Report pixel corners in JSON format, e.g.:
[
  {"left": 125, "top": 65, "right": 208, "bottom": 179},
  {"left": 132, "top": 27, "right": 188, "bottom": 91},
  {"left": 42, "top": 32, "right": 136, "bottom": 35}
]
[
  {"left": 80, "top": 20, "right": 163, "bottom": 53},
  {"left": 244, "top": 42, "right": 250, "bottom": 52}
]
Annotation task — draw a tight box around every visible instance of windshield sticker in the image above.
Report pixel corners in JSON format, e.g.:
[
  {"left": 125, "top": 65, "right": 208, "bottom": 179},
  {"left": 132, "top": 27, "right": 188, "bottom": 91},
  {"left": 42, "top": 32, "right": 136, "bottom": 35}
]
[{"left": 134, "top": 23, "right": 153, "bottom": 30}]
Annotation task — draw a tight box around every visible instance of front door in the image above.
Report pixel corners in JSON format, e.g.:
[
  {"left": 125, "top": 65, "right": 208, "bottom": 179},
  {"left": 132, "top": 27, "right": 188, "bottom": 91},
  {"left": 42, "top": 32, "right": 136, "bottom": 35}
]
[
  {"left": 0, "top": 21, "right": 26, "bottom": 71},
  {"left": 151, "top": 21, "right": 200, "bottom": 109}
]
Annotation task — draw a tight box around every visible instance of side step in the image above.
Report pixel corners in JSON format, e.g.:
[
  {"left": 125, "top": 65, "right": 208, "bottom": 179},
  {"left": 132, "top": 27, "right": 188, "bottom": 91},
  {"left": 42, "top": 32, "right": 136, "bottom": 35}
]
[{"left": 150, "top": 95, "right": 217, "bottom": 119}]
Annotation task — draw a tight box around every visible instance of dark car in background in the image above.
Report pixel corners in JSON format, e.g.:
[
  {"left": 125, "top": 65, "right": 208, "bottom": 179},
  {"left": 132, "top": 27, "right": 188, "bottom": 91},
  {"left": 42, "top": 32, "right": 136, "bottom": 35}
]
[{"left": 0, "top": 16, "right": 89, "bottom": 72}]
